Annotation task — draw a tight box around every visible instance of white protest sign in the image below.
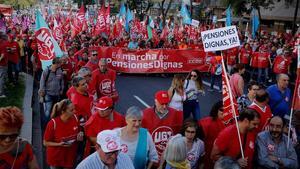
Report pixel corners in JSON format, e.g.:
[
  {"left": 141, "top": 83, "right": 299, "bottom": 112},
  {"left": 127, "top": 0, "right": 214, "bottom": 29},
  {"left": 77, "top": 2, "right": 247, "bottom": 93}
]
[
  {"left": 191, "top": 19, "right": 199, "bottom": 27},
  {"left": 201, "top": 26, "right": 240, "bottom": 52}
]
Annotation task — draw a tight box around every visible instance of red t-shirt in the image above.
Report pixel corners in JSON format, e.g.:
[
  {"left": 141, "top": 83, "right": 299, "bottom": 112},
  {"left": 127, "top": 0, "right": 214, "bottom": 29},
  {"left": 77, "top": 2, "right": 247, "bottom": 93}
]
[
  {"left": 142, "top": 107, "right": 183, "bottom": 160},
  {"left": 84, "top": 111, "right": 125, "bottom": 137},
  {"left": 209, "top": 56, "right": 222, "bottom": 75},
  {"left": 239, "top": 48, "right": 252, "bottom": 64},
  {"left": 250, "top": 52, "right": 270, "bottom": 68},
  {"left": 272, "top": 55, "right": 291, "bottom": 74},
  {"left": 84, "top": 61, "right": 98, "bottom": 72},
  {"left": 248, "top": 103, "right": 272, "bottom": 132},
  {"left": 6, "top": 41, "right": 20, "bottom": 64},
  {"left": 0, "top": 42, "right": 8, "bottom": 66},
  {"left": 214, "top": 125, "right": 256, "bottom": 169},
  {"left": 44, "top": 115, "right": 80, "bottom": 167},
  {"left": 61, "top": 59, "right": 73, "bottom": 82},
  {"left": 199, "top": 117, "right": 226, "bottom": 169},
  {"left": 69, "top": 90, "right": 93, "bottom": 121},
  {"left": 89, "top": 68, "right": 118, "bottom": 101},
  {"left": 225, "top": 48, "right": 238, "bottom": 65},
  {"left": 0, "top": 139, "right": 34, "bottom": 169}
]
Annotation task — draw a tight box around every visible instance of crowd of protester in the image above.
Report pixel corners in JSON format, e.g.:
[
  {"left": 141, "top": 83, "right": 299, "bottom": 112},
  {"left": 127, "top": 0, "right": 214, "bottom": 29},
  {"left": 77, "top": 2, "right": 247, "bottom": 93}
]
[{"left": 0, "top": 8, "right": 300, "bottom": 169}]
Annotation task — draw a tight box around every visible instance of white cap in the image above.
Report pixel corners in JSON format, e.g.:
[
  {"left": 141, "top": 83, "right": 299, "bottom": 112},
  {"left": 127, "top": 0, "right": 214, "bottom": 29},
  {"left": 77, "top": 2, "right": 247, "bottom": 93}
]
[{"left": 96, "top": 130, "right": 121, "bottom": 153}]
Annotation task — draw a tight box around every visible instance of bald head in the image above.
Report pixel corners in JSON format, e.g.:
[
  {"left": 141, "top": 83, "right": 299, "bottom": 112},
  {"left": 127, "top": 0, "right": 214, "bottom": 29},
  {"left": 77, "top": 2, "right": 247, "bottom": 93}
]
[
  {"left": 269, "top": 116, "right": 284, "bottom": 139},
  {"left": 277, "top": 74, "right": 289, "bottom": 90}
]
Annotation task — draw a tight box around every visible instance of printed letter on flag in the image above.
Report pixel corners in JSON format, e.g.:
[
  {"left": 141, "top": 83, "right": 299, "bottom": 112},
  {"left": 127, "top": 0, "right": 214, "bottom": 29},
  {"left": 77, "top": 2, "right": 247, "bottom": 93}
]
[{"left": 35, "top": 10, "right": 63, "bottom": 69}]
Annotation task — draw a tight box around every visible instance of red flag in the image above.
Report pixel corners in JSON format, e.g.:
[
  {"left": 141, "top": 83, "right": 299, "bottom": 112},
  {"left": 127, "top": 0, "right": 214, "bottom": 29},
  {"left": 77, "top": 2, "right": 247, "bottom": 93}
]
[
  {"left": 160, "top": 26, "right": 169, "bottom": 40},
  {"left": 105, "top": 6, "right": 110, "bottom": 36},
  {"left": 292, "top": 47, "right": 300, "bottom": 110},
  {"left": 112, "top": 19, "right": 123, "bottom": 38},
  {"left": 53, "top": 18, "right": 62, "bottom": 43},
  {"left": 71, "top": 5, "right": 85, "bottom": 38},
  {"left": 94, "top": 6, "right": 106, "bottom": 36},
  {"left": 221, "top": 56, "right": 239, "bottom": 123}
]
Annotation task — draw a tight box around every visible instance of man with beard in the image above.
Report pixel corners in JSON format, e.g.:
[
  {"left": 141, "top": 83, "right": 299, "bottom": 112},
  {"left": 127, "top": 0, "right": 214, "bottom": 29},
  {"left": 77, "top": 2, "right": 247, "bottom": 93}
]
[
  {"left": 211, "top": 108, "right": 260, "bottom": 169},
  {"left": 256, "top": 116, "right": 298, "bottom": 169}
]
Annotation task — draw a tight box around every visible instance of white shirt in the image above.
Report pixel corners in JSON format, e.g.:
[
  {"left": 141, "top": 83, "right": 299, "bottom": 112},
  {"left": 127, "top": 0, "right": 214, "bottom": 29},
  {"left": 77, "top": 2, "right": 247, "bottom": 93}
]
[
  {"left": 187, "top": 138, "right": 205, "bottom": 169},
  {"left": 115, "top": 128, "right": 159, "bottom": 164},
  {"left": 184, "top": 80, "right": 199, "bottom": 101},
  {"left": 169, "top": 90, "right": 186, "bottom": 111}
]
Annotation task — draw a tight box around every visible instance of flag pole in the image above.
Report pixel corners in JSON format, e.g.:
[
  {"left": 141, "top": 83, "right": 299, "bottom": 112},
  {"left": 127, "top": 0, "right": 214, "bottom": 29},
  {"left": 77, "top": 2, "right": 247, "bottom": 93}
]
[
  {"left": 287, "top": 45, "right": 300, "bottom": 148},
  {"left": 221, "top": 52, "right": 244, "bottom": 159}
]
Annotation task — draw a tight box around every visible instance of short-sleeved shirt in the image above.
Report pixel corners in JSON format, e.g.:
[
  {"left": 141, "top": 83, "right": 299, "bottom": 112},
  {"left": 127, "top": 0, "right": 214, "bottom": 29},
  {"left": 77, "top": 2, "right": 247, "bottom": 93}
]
[
  {"left": 187, "top": 138, "right": 205, "bottom": 169},
  {"left": 142, "top": 107, "right": 183, "bottom": 160},
  {"left": 76, "top": 152, "right": 135, "bottom": 169},
  {"left": 214, "top": 124, "right": 256, "bottom": 169},
  {"left": 85, "top": 111, "right": 126, "bottom": 138},
  {"left": 69, "top": 89, "right": 93, "bottom": 121},
  {"left": 115, "top": 127, "right": 159, "bottom": 164},
  {"left": 44, "top": 115, "right": 80, "bottom": 167},
  {"left": 0, "top": 138, "right": 34, "bottom": 169},
  {"left": 266, "top": 84, "right": 291, "bottom": 118}
]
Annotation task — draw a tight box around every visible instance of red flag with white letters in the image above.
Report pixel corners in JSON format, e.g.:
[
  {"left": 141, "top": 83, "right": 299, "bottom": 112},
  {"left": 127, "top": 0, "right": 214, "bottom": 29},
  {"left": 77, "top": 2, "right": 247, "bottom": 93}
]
[
  {"left": 222, "top": 56, "right": 239, "bottom": 123},
  {"left": 94, "top": 6, "right": 106, "bottom": 36},
  {"left": 71, "top": 5, "right": 85, "bottom": 38}
]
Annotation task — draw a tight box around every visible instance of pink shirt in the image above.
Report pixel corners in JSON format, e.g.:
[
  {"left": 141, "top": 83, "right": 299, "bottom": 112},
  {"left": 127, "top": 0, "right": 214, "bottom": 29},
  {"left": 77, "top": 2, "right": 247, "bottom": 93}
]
[{"left": 229, "top": 73, "right": 243, "bottom": 98}]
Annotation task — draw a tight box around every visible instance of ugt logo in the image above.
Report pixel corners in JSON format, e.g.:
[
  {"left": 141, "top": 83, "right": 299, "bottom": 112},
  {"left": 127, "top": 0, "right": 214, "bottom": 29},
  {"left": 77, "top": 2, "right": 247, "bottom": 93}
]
[{"left": 35, "top": 28, "right": 55, "bottom": 60}]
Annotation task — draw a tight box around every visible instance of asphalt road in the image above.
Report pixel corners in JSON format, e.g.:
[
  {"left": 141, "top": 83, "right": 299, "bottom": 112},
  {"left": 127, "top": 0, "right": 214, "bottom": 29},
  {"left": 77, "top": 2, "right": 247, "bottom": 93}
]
[{"left": 114, "top": 73, "right": 222, "bottom": 118}]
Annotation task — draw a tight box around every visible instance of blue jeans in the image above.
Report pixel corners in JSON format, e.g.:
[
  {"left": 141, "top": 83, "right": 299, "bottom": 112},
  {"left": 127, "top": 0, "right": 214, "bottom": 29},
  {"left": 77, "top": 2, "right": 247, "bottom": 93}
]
[
  {"left": 210, "top": 74, "right": 222, "bottom": 90},
  {"left": 0, "top": 66, "right": 7, "bottom": 95},
  {"left": 183, "top": 99, "right": 201, "bottom": 121},
  {"left": 251, "top": 68, "right": 268, "bottom": 83},
  {"left": 42, "top": 94, "right": 60, "bottom": 128},
  {"left": 7, "top": 61, "right": 19, "bottom": 83}
]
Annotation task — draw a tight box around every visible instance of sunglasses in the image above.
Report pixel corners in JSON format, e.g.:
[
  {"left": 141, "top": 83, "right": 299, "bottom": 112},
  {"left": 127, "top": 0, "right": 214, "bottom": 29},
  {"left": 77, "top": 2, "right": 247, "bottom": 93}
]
[
  {"left": 185, "top": 130, "right": 196, "bottom": 134},
  {"left": 105, "top": 150, "right": 120, "bottom": 156},
  {"left": 92, "top": 54, "right": 98, "bottom": 56},
  {"left": 0, "top": 133, "right": 19, "bottom": 141},
  {"left": 191, "top": 75, "right": 197, "bottom": 77}
]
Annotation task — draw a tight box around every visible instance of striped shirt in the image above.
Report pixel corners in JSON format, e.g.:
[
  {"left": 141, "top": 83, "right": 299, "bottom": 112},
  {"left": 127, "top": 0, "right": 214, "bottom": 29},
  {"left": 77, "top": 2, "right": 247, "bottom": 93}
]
[{"left": 76, "top": 152, "right": 135, "bottom": 169}]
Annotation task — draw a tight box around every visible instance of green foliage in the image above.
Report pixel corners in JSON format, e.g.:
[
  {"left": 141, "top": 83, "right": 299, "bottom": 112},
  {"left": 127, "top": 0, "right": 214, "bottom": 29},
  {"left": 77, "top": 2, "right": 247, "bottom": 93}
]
[
  {"left": 0, "top": 0, "right": 36, "bottom": 8},
  {"left": 0, "top": 75, "right": 25, "bottom": 109}
]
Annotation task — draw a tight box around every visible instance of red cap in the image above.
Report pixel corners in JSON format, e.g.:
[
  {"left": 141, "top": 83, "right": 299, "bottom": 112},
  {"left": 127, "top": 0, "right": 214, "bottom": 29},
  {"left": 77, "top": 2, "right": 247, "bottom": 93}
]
[
  {"left": 155, "top": 91, "right": 169, "bottom": 104},
  {"left": 95, "top": 96, "right": 113, "bottom": 110}
]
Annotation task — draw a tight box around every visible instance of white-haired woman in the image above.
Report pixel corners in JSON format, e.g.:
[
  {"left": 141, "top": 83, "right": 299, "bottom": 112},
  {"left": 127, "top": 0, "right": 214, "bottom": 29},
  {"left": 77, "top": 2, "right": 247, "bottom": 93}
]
[
  {"left": 162, "top": 134, "right": 191, "bottom": 169},
  {"left": 114, "top": 106, "right": 158, "bottom": 169}
]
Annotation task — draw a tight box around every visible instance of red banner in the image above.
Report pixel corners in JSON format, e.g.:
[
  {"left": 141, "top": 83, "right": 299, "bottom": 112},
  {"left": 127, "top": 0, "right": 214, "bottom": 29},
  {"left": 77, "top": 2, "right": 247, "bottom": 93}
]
[{"left": 89, "top": 47, "right": 210, "bottom": 73}]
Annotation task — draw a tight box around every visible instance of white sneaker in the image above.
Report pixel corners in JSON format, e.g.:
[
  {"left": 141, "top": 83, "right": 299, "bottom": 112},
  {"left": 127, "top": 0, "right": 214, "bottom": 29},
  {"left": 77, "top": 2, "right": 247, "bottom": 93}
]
[{"left": 0, "top": 94, "right": 7, "bottom": 98}]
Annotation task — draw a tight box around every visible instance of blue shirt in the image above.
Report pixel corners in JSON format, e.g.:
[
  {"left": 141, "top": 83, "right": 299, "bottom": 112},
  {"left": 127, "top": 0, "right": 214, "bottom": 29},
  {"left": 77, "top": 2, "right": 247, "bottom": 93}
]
[
  {"left": 128, "top": 41, "right": 139, "bottom": 49},
  {"left": 256, "top": 131, "right": 298, "bottom": 169},
  {"left": 266, "top": 84, "right": 291, "bottom": 118},
  {"left": 76, "top": 152, "right": 135, "bottom": 169}
]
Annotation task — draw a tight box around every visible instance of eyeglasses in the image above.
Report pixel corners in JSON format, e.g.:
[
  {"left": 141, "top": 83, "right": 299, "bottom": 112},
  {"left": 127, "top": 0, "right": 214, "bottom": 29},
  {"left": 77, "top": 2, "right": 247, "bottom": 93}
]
[
  {"left": 185, "top": 130, "right": 196, "bottom": 134},
  {"left": 0, "top": 133, "right": 19, "bottom": 141},
  {"left": 105, "top": 150, "right": 120, "bottom": 156}
]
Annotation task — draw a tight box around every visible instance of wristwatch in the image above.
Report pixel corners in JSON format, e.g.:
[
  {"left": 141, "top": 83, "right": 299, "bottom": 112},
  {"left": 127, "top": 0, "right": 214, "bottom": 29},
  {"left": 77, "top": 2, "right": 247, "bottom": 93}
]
[{"left": 277, "top": 157, "right": 281, "bottom": 163}]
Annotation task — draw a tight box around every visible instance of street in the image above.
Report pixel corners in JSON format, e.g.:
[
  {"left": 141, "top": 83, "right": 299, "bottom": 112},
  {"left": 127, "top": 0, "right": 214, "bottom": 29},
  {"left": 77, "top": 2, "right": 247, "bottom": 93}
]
[{"left": 115, "top": 74, "right": 222, "bottom": 118}]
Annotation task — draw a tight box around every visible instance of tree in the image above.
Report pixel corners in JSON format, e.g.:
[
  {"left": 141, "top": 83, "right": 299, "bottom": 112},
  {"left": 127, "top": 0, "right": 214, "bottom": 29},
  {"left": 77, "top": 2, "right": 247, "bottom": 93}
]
[
  {"left": 127, "top": 0, "right": 153, "bottom": 21},
  {"left": 0, "top": 0, "right": 36, "bottom": 9},
  {"left": 152, "top": 0, "right": 174, "bottom": 27}
]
